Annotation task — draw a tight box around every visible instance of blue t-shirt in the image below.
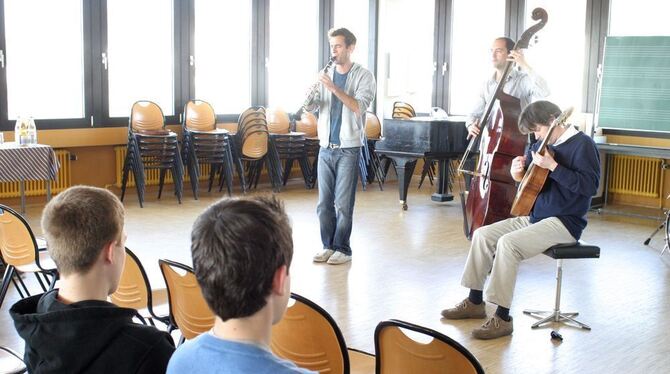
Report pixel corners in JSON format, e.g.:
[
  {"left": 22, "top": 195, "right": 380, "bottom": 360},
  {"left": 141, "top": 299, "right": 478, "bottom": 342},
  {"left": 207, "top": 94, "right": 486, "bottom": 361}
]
[
  {"left": 329, "top": 69, "right": 349, "bottom": 145},
  {"left": 167, "top": 333, "right": 315, "bottom": 374},
  {"left": 525, "top": 131, "right": 600, "bottom": 240}
]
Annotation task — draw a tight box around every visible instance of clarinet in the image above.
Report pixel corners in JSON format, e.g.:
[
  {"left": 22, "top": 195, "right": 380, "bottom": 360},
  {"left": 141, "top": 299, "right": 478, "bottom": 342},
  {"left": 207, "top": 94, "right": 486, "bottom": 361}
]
[{"left": 295, "top": 56, "right": 336, "bottom": 118}]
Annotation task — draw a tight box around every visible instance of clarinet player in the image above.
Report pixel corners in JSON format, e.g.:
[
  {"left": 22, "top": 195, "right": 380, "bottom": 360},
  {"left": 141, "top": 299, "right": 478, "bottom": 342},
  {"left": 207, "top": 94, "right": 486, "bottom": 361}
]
[{"left": 304, "top": 27, "right": 376, "bottom": 265}]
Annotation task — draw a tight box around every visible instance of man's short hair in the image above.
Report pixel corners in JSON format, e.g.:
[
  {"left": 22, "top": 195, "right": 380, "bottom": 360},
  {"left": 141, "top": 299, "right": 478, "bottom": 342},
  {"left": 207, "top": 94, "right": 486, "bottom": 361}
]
[
  {"left": 328, "top": 27, "right": 357, "bottom": 47},
  {"left": 518, "top": 100, "right": 562, "bottom": 134},
  {"left": 41, "top": 186, "right": 125, "bottom": 275},
  {"left": 191, "top": 195, "right": 293, "bottom": 321},
  {"left": 496, "top": 37, "right": 515, "bottom": 53}
]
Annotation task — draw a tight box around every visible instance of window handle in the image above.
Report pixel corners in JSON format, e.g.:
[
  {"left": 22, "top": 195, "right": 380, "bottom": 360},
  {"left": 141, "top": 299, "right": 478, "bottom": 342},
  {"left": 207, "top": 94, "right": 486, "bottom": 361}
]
[
  {"left": 442, "top": 62, "right": 448, "bottom": 76},
  {"left": 189, "top": 55, "right": 195, "bottom": 66},
  {"left": 101, "top": 52, "right": 108, "bottom": 70},
  {"left": 0, "top": 50, "right": 4, "bottom": 69}
]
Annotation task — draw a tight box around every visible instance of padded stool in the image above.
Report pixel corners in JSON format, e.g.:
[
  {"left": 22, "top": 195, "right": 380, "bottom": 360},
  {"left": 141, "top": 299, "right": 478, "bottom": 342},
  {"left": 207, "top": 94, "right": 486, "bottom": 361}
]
[{"left": 523, "top": 241, "right": 600, "bottom": 330}]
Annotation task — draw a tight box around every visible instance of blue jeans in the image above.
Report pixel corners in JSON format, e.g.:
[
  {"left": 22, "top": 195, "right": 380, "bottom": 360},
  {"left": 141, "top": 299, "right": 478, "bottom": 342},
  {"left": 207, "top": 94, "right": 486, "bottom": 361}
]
[{"left": 317, "top": 147, "right": 360, "bottom": 255}]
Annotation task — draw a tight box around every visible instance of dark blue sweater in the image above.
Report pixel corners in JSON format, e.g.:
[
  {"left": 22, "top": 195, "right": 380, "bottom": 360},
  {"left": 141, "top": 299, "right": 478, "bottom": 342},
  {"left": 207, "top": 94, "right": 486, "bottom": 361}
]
[{"left": 524, "top": 131, "right": 600, "bottom": 240}]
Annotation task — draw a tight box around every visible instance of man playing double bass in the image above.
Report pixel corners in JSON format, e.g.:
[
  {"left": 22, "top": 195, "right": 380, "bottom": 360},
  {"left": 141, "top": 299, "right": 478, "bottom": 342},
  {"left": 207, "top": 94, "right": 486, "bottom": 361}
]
[
  {"left": 442, "top": 100, "right": 600, "bottom": 339},
  {"left": 466, "top": 37, "right": 550, "bottom": 139}
]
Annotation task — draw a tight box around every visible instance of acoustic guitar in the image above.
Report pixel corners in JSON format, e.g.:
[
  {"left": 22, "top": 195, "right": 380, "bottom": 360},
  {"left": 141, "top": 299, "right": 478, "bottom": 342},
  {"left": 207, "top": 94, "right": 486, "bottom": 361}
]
[{"left": 510, "top": 107, "right": 574, "bottom": 216}]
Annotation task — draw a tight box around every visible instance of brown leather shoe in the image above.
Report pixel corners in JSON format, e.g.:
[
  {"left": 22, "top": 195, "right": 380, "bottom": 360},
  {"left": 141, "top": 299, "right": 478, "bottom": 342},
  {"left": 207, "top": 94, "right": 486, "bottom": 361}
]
[
  {"left": 441, "top": 298, "right": 487, "bottom": 319},
  {"left": 472, "top": 315, "right": 513, "bottom": 340}
]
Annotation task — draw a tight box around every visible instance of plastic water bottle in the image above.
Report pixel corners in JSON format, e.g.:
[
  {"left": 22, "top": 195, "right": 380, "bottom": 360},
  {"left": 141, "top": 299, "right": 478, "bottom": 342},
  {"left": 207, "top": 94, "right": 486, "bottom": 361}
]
[
  {"left": 14, "top": 117, "right": 29, "bottom": 146},
  {"left": 27, "top": 117, "right": 37, "bottom": 145}
]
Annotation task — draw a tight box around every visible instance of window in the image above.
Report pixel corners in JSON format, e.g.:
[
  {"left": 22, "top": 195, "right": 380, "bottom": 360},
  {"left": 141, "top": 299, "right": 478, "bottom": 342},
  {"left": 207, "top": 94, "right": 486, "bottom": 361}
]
[
  {"left": 106, "top": 0, "right": 175, "bottom": 117},
  {"left": 267, "top": 0, "right": 319, "bottom": 110},
  {"left": 378, "top": 0, "right": 434, "bottom": 115},
  {"left": 524, "top": 0, "right": 587, "bottom": 111},
  {"left": 448, "top": 0, "right": 505, "bottom": 115},
  {"left": 5, "top": 0, "right": 85, "bottom": 120},
  {"left": 334, "top": 0, "right": 371, "bottom": 70},
  {"left": 609, "top": 0, "right": 670, "bottom": 36},
  {"left": 194, "top": 0, "right": 252, "bottom": 114}
]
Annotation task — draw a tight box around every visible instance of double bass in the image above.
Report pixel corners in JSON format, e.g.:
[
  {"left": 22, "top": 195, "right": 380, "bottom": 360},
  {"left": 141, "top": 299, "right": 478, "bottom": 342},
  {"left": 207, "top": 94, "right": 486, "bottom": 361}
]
[{"left": 457, "top": 8, "right": 548, "bottom": 239}]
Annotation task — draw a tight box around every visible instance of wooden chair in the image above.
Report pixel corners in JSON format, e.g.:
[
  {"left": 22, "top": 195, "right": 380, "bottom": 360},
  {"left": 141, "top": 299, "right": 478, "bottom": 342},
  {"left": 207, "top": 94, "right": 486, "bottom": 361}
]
[
  {"left": 0, "top": 204, "right": 58, "bottom": 310},
  {"left": 121, "top": 100, "right": 184, "bottom": 207},
  {"left": 391, "top": 101, "right": 416, "bottom": 119},
  {"left": 182, "top": 100, "right": 236, "bottom": 198},
  {"left": 0, "top": 346, "right": 26, "bottom": 374},
  {"left": 159, "top": 259, "right": 215, "bottom": 344},
  {"left": 271, "top": 293, "right": 375, "bottom": 374},
  {"left": 109, "top": 247, "right": 169, "bottom": 327},
  {"left": 295, "top": 112, "right": 319, "bottom": 189},
  {"left": 236, "top": 107, "right": 283, "bottom": 192},
  {"left": 374, "top": 319, "right": 484, "bottom": 374}
]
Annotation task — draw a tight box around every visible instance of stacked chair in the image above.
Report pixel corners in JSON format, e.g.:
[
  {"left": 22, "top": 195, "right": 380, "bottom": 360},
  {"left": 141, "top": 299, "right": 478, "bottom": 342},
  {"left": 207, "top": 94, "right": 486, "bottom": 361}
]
[
  {"left": 295, "top": 112, "right": 320, "bottom": 189},
  {"left": 266, "top": 108, "right": 311, "bottom": 188},
  {"left": 182, "top": 100, "right": 236, "bottom": 198},
  {"left": 121, "top": 101, "right": 184, "bottom": 207},
  {"left": 236, "top": 106, "right": 283, "bottom": 193},
  {"left": 0, "top": 204, "right": 58, "bottom": 310},
  {"left": 391, "top": 101, "right": 416, "bottom": 118},
  {"left": 362, "top": 111, "right": 385, "bottom": 190}
]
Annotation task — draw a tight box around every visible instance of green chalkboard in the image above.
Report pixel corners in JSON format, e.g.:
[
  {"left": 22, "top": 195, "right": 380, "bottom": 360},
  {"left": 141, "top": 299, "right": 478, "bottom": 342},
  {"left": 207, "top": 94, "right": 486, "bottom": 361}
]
[{"left": 597, "top": 36, "right": 670, "bottom": 132}]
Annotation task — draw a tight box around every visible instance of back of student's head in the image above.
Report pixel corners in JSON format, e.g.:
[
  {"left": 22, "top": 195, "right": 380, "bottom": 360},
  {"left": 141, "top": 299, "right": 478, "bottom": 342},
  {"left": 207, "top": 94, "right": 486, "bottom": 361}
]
[
  {"left": 191, "top": 195, "right": 293, "bottom": 321},
  {"left": 41, "top": 185, "right": 125, "bottom": 275}
]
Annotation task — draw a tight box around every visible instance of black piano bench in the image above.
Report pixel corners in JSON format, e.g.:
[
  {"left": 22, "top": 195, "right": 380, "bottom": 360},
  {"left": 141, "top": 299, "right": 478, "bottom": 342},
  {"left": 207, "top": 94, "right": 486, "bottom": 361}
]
[{"left": 523, "top": 241, "right": 600, "bottom": 330}]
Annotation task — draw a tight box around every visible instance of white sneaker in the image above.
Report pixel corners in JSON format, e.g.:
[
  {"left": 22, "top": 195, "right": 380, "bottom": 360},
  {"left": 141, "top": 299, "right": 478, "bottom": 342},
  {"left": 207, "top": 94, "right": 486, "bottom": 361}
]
[
  {"left": 313, "top": 249, "right": 335, "bottom": 263},
  {"left": 326, "top": 251, "right": 351, "bottom": 265}
]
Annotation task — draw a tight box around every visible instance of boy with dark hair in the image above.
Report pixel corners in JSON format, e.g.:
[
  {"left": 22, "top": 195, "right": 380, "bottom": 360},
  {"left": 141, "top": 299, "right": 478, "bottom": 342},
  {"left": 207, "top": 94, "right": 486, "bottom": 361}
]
[
  {"left": 10, "top": 185, "right": 174, "bottom": 373},
  {"left": 167, "top": 196, "right": 313, "bottom": 373}
]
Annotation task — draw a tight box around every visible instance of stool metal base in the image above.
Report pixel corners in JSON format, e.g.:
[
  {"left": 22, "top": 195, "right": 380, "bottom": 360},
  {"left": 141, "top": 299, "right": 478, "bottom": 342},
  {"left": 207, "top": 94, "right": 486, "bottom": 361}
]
[
  {"left": 524, "top": 258, "right": 592, "bottom": 330},
  {"left": 523, "top": 309, "right": 591, "bottom": 330}
]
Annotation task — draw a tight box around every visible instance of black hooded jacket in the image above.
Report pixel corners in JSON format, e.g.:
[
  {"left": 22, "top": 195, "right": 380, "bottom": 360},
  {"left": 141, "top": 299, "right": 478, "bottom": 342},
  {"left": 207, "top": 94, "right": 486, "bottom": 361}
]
[{"left": 10, "top": 290, "right": 175, "bottom": 374}]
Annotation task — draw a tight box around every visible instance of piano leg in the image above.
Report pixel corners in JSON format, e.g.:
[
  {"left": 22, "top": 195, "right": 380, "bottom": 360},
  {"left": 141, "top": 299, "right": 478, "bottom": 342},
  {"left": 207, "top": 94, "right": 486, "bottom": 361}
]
[
  {"left": 391, "top": 158, "right": 418, "bottom": 210},
  {"left": 431, "top": 158, "right": 455, "bottom": 202}
]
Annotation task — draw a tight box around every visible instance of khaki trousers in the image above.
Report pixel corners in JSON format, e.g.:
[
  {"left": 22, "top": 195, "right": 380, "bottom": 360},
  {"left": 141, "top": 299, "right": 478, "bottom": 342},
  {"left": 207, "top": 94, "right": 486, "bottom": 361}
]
[{"left": 460, "top": 216, "right": 575, "bottom": 308}]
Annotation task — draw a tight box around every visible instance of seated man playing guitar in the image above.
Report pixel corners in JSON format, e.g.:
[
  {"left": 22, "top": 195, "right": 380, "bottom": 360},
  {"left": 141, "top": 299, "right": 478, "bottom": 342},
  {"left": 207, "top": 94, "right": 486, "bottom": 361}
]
[{"left": 441, "top": 100, "right": 600, "bottom": 339}]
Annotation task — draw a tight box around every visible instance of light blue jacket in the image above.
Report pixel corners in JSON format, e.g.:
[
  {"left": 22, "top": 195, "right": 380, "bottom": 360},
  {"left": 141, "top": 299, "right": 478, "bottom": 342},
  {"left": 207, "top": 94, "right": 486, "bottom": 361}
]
[{"left": 312, "top": 63, "right": 376, "bottom": 148}]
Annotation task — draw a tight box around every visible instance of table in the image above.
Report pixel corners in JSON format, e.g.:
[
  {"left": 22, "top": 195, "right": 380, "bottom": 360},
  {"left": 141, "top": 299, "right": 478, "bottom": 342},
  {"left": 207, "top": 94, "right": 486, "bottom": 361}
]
[{"left": 0, "top": 143, "right": 60, "bottom": 213}]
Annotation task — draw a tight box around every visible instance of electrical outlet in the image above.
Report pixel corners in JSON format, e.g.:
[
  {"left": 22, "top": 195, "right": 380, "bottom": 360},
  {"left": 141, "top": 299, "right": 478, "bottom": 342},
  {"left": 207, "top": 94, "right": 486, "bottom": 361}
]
[{"left": 69, "top": 154, "right": 77, "bottom": 161}]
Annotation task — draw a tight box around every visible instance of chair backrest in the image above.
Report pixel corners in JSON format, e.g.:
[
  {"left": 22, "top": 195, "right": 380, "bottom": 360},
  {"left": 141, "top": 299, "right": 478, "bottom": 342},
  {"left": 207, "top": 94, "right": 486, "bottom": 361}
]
[
  {"left": 110, "top": 247, "right": 152, "bottom": 311},
  {"left": 184, "top": 100, "right": 216, "bottom": 132},
  {"left": 159, "top": 259, "right": 215, "bottom": 340},
  {"left": 271, "top": 293, "right": 348, "bottom": 373},
  {"left": 295, "top": 112, "right": 318, "bottom": 138},
  {"left": 374, "top": 319, "right": 484, "bottom": 374},
  {"left": 392, "top": 101, "right": 416, "bottom": 119},
  {"left": 0, "top": 205, "right": 39, "bottom": 268},
  {"left": 365, "top": 111, "right": 382, "bottom": 139},
  {"left": 130, "top": 101, "right": 165, "bottom": 132},
  {"left": 0, "top": 346, "right": 27, "bottom": 374},
  {"left": 266, "top": 108, "right": 291, "bottom": 134}
]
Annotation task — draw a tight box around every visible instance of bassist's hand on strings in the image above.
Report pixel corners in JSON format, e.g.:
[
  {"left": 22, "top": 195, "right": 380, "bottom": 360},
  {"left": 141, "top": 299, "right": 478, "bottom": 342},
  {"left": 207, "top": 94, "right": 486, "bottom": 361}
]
[
  {"left": 467, "top": 119, "right": 481, "bottom": 138},
  {"left": 507, "top": 50, "right": 530, "bottom": 71},
  {"left": 531, "top": 150, "right": 558, "bottom": 171}
]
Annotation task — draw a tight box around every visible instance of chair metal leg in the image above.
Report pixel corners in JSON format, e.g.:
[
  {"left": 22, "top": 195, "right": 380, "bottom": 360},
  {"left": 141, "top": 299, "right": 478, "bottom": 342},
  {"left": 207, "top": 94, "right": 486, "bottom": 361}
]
[{"left": 523, "top": 259, "right": 592, "bottom": 330}]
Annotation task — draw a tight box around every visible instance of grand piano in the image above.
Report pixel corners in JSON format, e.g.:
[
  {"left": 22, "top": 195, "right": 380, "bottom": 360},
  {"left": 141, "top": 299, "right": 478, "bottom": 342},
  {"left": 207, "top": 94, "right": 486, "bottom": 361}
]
[{"left": 375, "top": 116, "right": 468, "bottom": 210}]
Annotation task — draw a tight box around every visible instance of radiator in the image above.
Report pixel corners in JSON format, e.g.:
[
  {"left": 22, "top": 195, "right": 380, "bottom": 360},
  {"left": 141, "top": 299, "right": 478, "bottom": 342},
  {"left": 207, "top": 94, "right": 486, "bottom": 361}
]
[
  {"left": 608, "top": 155, "right": 662, "bottom": 198},
  {"left": 0, "top": 150, "right": 71, "bottom": 198},
  {"left": 113, "top": 146, "right": 210, "bottom": 187}
]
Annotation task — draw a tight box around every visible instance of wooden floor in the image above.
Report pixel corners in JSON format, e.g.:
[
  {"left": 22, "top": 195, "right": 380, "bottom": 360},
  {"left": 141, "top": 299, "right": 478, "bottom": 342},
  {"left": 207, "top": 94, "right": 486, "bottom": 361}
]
[{"left": 2, "top": 177, "right": 670, "bottom": 373}]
